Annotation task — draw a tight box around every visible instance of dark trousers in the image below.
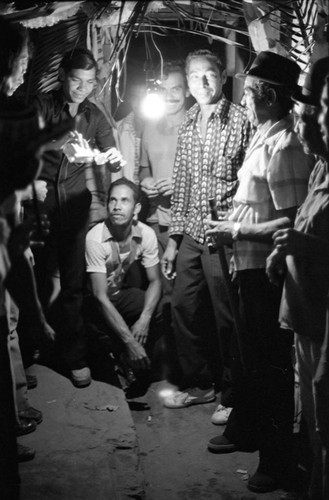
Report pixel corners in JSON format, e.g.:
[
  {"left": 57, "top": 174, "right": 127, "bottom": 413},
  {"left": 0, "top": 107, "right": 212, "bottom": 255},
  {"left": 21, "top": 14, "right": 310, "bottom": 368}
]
[
  {"left": 85, "top": 287, "right": 162, "bottom": 365},
  {"left": 0, "top": 317, "right": 20, "bottom": 499},
  {"left": 224, "top": 269, "right": 294, "bottom": 480},
  {"left": 34, "top": 190, "right": 91, "bottom": 369},
  {"left": 171, "top": 234, "right": 234, "bottom": 390}
]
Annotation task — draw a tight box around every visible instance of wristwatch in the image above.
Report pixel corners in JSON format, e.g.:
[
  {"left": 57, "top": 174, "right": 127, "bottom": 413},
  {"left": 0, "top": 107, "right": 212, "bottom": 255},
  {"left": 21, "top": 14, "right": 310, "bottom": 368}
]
[{"left": 232, "top": 222, "right": 241, "bottom": 241}]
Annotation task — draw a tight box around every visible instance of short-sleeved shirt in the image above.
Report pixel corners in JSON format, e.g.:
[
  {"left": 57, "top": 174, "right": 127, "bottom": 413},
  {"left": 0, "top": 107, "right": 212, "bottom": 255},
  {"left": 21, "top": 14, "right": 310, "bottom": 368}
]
[
  {"left": 229, "top": 115, "right": 313, "bottom": 270},
  {"left": 279, "top": 159, "right": 329, "bottom": 341},
  {"left": 169, "top": 95, "right": 251, "bottom": 243},
  {"left": 85, "top": 219, "right": 159, "bottom": 298}
]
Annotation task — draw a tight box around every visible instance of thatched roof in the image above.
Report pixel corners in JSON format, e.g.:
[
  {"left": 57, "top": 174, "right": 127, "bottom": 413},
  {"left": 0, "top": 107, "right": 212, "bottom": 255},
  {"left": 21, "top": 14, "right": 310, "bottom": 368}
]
[{"left": 1, "top": 1, "right": 326, "bottom": 114}]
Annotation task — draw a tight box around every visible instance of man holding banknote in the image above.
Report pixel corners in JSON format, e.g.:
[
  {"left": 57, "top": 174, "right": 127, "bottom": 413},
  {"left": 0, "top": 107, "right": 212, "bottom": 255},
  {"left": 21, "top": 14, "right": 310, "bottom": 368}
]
[{"left": 33, "top": 48, "right": 124, "bottom": 387}]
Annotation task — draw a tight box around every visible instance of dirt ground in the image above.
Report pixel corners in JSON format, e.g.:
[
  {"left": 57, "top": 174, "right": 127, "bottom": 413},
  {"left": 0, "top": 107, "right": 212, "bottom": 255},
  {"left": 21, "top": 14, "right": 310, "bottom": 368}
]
[
  {"left": 17, "top": 361, "right": 306, "bottom": 499},
  {"left": 129, "top": 380, "right": 292, "bottom": 500}
]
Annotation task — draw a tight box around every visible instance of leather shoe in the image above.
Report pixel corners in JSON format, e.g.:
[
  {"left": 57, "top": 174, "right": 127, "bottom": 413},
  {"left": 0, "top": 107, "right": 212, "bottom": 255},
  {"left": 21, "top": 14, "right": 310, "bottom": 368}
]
[
  {"left": 26, "top": 374, "right": 38, "bottom": 390},
  {"left": 16, "top": 418, "right": 37, "bottom": 436},
  {"left": 248, "top": 470, "right": 277, "bottom": 493},
  {"left": 18, "top": 406, "right": 43, "bottom": 425},
  {"left": 17, "top": 443, "right": 36, "bottom": 462},
  {"left": 207, "top": 434, "right": 238, "bottom": 453}
]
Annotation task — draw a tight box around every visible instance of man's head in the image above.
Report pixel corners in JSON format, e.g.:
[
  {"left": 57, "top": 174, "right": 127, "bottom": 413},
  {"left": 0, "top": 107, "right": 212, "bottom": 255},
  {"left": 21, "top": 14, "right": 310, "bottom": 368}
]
[
  {"left": 292, "top": 57, "right": 329, "bottom": 157},
  {"left": 158, "top": 61, "right": 189, "bottom": 116},
  {"left": 59, "top": 48, "right": 97, "bottom": 105},
  {"left": 185, "top": 49, "right": 227, "bottom": 106},
  {"left": 243, "top": 78, "right": 295, "bottom": 127},
  {"left": 0, "top": 16, "right": 29, "bottom": 97},
  {"left": 107, "top": 178, "right": 141, "bottom": 227},
  {"left": 319, "top": 75, "right": 329, "bottom": 153},
  {"left": 237, "top": 51, "right": 300, "bottom": 127}
]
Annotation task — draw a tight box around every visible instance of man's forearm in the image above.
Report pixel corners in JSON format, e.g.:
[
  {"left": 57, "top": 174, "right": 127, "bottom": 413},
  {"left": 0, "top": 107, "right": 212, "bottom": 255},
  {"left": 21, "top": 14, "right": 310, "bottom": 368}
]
[
  {"left": 140, "top": 280, "right": 161, "bottom": 320},
  {"left": 139, "top": 166, "right": 151, "bottom": 181},
  {"left": 238, "top": 216, "right": 293, "bottom": 243},
  {"left": 166, "top": 234, "right": 183, "bottom": 251},
  {"left": 96, "top": 294, "right": 134, "bottom": 344}
]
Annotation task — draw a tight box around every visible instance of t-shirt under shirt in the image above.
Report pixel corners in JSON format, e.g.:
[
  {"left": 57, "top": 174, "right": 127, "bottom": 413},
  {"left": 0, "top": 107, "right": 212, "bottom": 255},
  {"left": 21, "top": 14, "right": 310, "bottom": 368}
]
[{"left": 85, "top": 220, "right": 159, "bottom": 297}]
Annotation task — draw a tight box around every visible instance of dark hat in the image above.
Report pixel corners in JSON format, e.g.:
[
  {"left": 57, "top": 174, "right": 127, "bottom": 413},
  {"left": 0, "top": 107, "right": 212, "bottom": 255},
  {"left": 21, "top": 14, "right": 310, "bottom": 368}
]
[
  {"left": 293, "top": 57, "right": 329, "bottom": 107},
  {"left": 236, "top": 51, "right": 301, "bottom": 91}
]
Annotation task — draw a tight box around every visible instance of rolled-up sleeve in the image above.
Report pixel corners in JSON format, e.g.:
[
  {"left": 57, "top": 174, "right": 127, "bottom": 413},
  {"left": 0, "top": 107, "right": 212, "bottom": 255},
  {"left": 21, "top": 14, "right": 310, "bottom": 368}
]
[
  {"left": 85, "top": 238, "right": 107, "bottom": 274},
  {"left": 140, "top": 226, "right": 160, "bottom": 268},
  {"left": 268, "top": 143, "right": 312, "bottom": 210}
]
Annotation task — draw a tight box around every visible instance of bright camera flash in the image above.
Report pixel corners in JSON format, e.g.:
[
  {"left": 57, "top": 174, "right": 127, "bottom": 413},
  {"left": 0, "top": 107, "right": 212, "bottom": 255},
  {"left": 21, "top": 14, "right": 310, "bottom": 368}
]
[{"left": 140, "top": 90, "right": 166, "bottom": 120}]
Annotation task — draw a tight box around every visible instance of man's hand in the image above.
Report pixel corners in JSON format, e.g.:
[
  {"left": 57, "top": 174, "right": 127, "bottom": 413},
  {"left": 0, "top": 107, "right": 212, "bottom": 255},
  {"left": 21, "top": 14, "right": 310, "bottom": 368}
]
[
  {"left": 140, "top": 177, "right": 159, "bottom": 199},
  {"left": 43, "top": 129, "right": 76, "bottom": 152},
  {"left": 205, "top": 219, "right": 234, "bottom": 247},
  {"left": 94, "top": 147, "right": 126, "bottom": 172},
  {"left": 131, "top": 314, "right": 151, "bottom": 346},
  {"left": 273, "top": 228, "right": 306, "bottom": 255},
  {"left": 161, "top": 242, "right": 177, "bottom": 280},
  {"left": 125, "top": 337, "right": 150, "bottom": 371},
  {"left": 155, "top": 177, "right": 173, "bottom": 197},
  {"left": 266, "top": 247, "right": 287, "bottom": 286},
  {"left": 33, "top": 180, "right": 48, "bottom": 202},
  {"left": 61, "top": 130, "right": 94, "bottom": 162},
  {"left": 21, "top": 180, "right": 48, "bottom": 203}
]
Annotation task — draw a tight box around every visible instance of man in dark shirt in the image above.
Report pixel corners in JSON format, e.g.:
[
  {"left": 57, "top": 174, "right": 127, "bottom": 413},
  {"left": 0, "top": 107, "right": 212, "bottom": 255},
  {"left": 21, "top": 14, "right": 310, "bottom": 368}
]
[{"left": 34, "top": 48, "right": 122, "bottom": 387}]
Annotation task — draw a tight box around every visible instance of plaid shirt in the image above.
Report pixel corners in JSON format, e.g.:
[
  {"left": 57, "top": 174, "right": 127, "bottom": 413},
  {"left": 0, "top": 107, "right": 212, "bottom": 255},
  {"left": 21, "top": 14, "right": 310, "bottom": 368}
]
[
  {"left": 169, "top": 95, "right": 251, "bottom": 244},
  {"left": 229, "top": 115, "right": 313, "bottom": 270}
]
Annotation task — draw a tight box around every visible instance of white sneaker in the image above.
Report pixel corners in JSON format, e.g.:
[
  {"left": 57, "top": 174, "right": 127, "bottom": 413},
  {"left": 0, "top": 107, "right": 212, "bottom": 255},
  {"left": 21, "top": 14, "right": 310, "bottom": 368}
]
[
  {"left": 71, "top": 367, "right": 91, "bottom": 388},
  {"left": 211, "top": 404, "right": 232, "bottom": 425},
  {"left": 163, "top": 387, "right": 216, "bottom": 409}
]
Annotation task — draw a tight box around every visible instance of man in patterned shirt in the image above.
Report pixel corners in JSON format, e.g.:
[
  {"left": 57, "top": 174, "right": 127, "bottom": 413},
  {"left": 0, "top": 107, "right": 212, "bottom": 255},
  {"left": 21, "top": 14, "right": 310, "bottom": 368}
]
[
  {"left": 161, "top": 49, "right": 250, "bottom": 417},
  {"left": 206, "top": 52, "right": 314, "bottom": 494}
]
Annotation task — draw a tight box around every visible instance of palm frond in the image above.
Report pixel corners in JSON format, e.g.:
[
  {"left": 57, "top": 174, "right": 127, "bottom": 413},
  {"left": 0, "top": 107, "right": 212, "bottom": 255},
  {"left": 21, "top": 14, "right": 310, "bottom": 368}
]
[{"left": 248, "top": 0, "right": 318, "bottom": 68}]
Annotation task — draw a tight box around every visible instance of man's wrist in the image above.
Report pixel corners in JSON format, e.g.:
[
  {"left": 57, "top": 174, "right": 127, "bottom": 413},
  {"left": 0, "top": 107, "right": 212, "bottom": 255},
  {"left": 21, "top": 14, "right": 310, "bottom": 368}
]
[
  {"left": 232, "top": 222, "right": 241, "bottom": 241},
  {"left": 167, "top": 234, "right": 182, "bottom": 250},
  {"left": 140, "top": 312, "right": 152, "bottom": 321},
  {"left": 123, "top": 335, "right": 135, "bottom": 345}
]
